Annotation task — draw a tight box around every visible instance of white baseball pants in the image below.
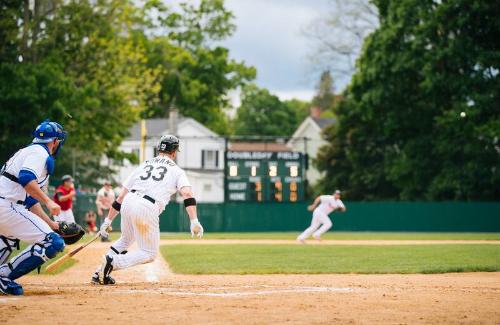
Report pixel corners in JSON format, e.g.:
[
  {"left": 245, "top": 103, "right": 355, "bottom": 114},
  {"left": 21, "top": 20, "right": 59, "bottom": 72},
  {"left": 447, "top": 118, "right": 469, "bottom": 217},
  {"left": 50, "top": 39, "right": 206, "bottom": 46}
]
[
  {"left": 54, "top": 209, "right": 75, "bottom": 223},
  {"left": 108, "top": 192, "right": 160, "bottom": 270},
  {"left": 0, "top": 199, "right": 52, "bottom": 243},
  {"left": 297, "top": 210, "right": 333, "bottom": 240}
]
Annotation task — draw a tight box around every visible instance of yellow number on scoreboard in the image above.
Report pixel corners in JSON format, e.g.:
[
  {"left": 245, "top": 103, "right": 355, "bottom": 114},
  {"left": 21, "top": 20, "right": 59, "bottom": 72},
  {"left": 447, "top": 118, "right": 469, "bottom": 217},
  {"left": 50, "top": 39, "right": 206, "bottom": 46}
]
[{"left": 229, "top": 165, "right": 238, "bottom": 177}]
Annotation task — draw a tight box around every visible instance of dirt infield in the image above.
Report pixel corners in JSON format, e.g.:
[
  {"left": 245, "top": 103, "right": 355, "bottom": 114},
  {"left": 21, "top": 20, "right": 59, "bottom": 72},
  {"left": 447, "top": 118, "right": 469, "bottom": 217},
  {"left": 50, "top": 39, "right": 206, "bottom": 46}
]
[{"left": 2, "top": 241, "right": 500, "bottom": 324}]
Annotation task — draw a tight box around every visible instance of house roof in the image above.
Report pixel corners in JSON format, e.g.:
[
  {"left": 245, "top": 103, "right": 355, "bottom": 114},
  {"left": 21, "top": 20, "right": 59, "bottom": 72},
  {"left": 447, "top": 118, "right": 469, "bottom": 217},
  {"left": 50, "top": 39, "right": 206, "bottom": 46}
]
[
  {"left": 287, "top": 116, "right": 335, "bottom": 147},
  {"left": 312, "top": 117, "right": 335, "bottom": 129},
  {"left": 126, "top": 118, "right": 176, "bottom": 140},
  {"left": 229, "top": 142, "right": 290, "bottom": 152},
  {"left": 125, "top": 116, "right": 219, "bottom": 141}
]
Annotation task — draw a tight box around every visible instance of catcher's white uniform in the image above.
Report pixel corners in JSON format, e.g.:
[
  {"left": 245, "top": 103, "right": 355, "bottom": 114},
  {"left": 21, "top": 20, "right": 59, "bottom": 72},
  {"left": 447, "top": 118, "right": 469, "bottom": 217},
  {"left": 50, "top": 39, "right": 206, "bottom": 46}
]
[
  {"left": 104, "top": 156, "right": 190, "bottom": 270},
  {"left": 0, "top": 145, "right": 52, "bottom": 243},
  {"left": 297, "top": 195, "right": 345, "bottom": 241}
]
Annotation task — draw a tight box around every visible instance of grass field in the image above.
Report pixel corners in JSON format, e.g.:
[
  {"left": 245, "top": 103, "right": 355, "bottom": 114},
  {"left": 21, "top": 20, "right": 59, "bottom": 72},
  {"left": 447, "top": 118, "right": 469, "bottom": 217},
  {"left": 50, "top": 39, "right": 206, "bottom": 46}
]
[
  {"left": 159, "top": 231, "right": 500, "bottom": 240},
  {"left": 161, "top": 244, "right": 500, "bottom": 274},
  {"left": 14, "top": 231, "right": 500, "bottom": 276}
]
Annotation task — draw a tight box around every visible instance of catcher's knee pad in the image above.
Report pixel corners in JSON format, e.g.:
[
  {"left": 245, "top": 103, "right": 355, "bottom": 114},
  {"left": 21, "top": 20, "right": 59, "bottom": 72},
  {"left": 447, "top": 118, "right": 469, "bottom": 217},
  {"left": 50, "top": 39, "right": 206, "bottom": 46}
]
[
  {"left": 5, "top": 232, "right": 64, "bottom": 280},
  {"left": 0, "top": 236, "right": 20, "bottom": 265}
]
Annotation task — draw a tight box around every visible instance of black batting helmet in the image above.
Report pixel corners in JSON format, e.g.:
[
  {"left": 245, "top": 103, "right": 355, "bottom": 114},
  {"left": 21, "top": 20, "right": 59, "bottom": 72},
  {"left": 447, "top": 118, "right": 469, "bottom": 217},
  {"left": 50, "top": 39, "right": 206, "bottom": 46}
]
[{"left": 157, "top": 135, "right": 180, "bottom": 153}]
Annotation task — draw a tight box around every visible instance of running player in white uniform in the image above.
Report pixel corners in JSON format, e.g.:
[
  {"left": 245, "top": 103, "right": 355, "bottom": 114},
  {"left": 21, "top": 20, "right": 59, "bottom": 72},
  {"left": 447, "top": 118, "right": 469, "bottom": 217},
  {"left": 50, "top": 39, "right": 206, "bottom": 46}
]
[
  {"left": 297, "top": 190, "right": 346, "bottom": 243},
  {"left": 91, "top": 135, "right": 204, "bottom": 285},
  {"left": 0, "top": 120, "right": 67, "bottom": 295}
]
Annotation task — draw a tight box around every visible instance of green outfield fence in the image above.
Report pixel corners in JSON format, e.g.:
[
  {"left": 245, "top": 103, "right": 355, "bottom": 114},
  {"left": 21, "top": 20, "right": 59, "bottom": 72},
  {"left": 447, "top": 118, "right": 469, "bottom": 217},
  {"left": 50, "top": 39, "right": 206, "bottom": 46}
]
[{"left": 73, "top": 194, "right": 500, "bottom": 232}]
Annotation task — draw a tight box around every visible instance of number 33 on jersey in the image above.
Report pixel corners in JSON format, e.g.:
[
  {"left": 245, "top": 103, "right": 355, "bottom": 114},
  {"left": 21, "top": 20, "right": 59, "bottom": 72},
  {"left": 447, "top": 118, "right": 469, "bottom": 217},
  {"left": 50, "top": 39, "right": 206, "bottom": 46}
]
[{"left": 124, "top": 157, "right": 190, "bottom": 211}]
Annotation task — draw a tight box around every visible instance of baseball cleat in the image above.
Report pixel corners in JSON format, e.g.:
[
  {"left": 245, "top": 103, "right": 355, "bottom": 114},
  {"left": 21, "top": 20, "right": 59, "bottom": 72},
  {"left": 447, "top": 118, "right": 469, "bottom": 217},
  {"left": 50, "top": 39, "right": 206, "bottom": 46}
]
[
  {"left": 296, "top": 238, "right": 306, "bottom": 244},
  {"left": 0, "top": 277, "right": 24, "bottom": 295},
  {"left": 97, "top": 255, "right": 114, "bottom": 285},
  {"left": 91, "top": 272, "right": 116, "bottom": 285}
]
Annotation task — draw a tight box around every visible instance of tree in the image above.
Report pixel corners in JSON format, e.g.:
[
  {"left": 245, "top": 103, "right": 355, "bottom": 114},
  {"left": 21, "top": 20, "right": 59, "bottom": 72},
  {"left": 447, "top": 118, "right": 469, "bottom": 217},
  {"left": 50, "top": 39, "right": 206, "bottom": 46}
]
[
  {"left": 0, "top": 0, "right": 159, "bottom": 186},
  {"left": 312, "top": 70, "right": 336, "bottom": 112},
  {"left": 145, "top": 0, "right": 256, "bottom": 134},
  {"left": 305, "top": 0, "right": 379, "bottom": 82},
  {"left": 317, "top": 0, "right": 500, "bottom": 200},
  {"left": 0, "top": 0, "right": 253, "bottom": 186},
  {"left": 233, "top": 84, "right": 306, "bottom": 137}
]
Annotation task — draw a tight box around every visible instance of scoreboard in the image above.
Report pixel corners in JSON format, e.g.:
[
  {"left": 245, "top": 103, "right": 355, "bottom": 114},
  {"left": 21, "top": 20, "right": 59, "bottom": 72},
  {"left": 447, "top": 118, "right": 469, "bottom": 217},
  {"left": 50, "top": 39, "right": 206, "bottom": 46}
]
[{"left": 225, "top": 151, "right": 306, "bottom": 202}]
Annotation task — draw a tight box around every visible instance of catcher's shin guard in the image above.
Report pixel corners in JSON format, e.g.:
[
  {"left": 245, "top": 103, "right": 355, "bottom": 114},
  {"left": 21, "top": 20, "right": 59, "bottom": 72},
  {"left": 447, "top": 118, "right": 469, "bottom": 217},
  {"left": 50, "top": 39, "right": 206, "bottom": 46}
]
[
  {"left": 0, "top": 232, "right": 64, "bottom": 280},
  {"left": 0, "top": 236, "right": 20, "bottom": 265}
]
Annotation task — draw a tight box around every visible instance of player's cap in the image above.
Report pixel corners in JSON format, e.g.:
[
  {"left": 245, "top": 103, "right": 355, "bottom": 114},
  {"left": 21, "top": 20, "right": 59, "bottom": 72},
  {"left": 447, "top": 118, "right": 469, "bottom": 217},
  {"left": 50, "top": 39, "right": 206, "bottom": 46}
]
[
  {"left": 32, "top": 119, "right": 66, "bottom": 144},
  {"left": 334, "top": 189, "right": 341, "bottom": 195},
  {"left": 61, "top": 175, "right": 73, "bottom": 182},
  {"left": 104, "top": 180, "right": 112, "bottom": 185},
  {"left": 157, "top": 135, "right": 180, "bottom": 153}
]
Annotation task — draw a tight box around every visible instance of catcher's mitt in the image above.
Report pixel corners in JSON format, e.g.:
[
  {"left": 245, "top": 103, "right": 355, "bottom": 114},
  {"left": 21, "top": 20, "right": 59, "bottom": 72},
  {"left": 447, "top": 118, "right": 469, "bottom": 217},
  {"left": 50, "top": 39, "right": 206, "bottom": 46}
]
[{"left": 57, "top": 221, "right": 85, "bottom": 245}]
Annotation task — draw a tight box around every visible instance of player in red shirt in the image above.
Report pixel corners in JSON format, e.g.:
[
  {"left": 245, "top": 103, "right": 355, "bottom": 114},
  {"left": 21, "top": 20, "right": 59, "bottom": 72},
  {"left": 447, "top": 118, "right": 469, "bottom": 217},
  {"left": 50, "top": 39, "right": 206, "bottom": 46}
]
[{"left": 53, "top": 175, "right": 76, "bottom": 223}]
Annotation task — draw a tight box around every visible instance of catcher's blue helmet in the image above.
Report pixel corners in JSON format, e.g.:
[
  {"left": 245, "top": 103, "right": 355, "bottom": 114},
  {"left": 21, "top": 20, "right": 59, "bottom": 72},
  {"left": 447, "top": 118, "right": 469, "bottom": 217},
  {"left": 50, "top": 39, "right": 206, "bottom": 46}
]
[
  {"left": 33, "top": 120, "right": 66, "bottom": 143},
  {"left": 32, "top": 119, "right": 67, "bottom": 156}
]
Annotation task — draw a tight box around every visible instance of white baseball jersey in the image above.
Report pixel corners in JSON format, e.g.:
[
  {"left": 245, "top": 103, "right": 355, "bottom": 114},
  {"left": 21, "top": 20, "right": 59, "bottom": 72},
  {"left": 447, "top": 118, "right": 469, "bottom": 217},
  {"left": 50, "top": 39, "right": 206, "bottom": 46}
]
[
  {"left": 0, "top": 144, "right": 50, "bottom": 202},
  {"left": 315, "top": 195, "right": 345, "bottom": 215},
  {"left": 122, "top": 156, "right": 190, "bottom": 211}
]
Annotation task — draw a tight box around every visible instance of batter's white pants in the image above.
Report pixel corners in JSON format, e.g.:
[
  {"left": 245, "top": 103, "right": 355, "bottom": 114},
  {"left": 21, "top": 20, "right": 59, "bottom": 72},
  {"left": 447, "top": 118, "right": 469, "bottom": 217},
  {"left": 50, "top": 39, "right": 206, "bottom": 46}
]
[
  {"left": 107, "top": 192, "right": 160, "bottom": 270},
  {"left": 297, "top": 210, "right": 333, "bottom": 241},
  {"left": 0, "top": 199, "right": 52, "bottom": 243},
  {"left": 54, "top": 209, "right": 75, "bottom": 223}
]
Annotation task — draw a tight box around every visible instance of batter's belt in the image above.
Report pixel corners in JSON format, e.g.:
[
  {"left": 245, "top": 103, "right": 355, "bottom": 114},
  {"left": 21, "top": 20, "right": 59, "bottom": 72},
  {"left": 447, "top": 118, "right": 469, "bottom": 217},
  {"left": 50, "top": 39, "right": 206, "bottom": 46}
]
[{"left": 130, "top": 190, "right": 156, "bottom": 204}]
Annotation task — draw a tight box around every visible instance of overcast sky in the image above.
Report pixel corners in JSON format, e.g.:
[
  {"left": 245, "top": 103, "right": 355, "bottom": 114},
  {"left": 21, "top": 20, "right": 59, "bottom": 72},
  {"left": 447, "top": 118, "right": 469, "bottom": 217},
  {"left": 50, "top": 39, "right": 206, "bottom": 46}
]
[{"left": 219, "top": 0, "right": 336, "bottom": 102}]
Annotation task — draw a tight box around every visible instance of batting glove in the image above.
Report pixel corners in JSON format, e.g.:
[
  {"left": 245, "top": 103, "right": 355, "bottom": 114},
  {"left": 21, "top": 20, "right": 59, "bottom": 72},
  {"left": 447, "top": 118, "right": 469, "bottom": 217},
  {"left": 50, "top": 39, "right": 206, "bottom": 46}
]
[
  {"left": 190, "top": 218, "right": 204, "bottom": 238},
  {"left": 99, "top": 218, "right": 112, "bottom": 239}
]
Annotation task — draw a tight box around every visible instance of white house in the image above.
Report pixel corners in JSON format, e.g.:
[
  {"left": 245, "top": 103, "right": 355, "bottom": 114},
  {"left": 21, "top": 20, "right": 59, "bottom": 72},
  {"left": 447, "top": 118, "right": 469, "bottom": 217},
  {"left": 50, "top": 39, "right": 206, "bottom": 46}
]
[
  {"left": 287, "top": 107, "right": 335, "bottom": 186},
  {"left": 115, "top": 111, "right": 225, "bottom": 202}
]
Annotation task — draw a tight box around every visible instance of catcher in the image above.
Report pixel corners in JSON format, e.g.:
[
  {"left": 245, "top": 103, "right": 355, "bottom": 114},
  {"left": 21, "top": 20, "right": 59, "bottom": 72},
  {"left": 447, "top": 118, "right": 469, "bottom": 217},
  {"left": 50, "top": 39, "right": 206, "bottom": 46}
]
[{"left": 0, "top": 120, "right": 84, "bottom": 295}]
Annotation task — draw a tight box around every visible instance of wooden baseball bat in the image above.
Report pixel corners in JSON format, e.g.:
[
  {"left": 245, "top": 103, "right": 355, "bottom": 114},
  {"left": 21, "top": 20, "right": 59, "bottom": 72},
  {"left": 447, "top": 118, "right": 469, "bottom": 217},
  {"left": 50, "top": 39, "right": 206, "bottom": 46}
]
[{"left": 45, "top": 233, "right": 101, "bottom": 273}]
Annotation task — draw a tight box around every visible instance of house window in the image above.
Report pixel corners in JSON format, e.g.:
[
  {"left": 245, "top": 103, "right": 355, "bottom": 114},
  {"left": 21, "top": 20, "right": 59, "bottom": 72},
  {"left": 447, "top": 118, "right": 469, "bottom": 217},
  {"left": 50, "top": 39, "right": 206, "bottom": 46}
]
[{"left": 201, "top": 150, "right": 219, "bottom": 169}]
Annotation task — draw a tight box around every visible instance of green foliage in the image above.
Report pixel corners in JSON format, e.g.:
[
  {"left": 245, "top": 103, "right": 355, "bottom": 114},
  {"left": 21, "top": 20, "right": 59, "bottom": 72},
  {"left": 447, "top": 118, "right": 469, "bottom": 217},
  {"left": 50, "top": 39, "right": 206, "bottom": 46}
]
[
  {"left": 234, "top": 84, "right": 309, "bottom": 136},
  {"left": 162, "top": 244, "right": 500, "bottom": 274},
  {"left": 317, "top": 0, "right": 500, "bottom": 200},
  {"left": 0, "top": 0, "right": 253, "bottom": 185},
  {"left": 0, "top": 62, "right": 73, "bottom": 160},
  {"left": 312, "top": 70, "right": 336, "bottom": 111},
  {"left": 145, "top": 0, "right": 256, "bottom": 134}
]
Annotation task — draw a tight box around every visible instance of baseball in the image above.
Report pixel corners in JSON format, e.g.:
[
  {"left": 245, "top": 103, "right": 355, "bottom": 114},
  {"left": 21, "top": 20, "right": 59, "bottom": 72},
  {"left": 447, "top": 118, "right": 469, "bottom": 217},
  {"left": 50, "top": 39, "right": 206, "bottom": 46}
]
[{"left": 460, "top": 111, "right": 466, "bottom": 118}]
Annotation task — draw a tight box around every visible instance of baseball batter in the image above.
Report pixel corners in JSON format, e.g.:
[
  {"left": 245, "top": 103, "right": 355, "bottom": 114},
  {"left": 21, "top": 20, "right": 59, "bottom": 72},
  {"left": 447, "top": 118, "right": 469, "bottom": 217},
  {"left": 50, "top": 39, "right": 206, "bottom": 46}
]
[
  {"left": 297, "top": 190, "right": 346, "bottom": 243},
  {"left": 92, "top": 135, "right": 204, "bottom": 285},
  {"left": 0, "top": 120, "right": 67, "bottom": 295}
]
